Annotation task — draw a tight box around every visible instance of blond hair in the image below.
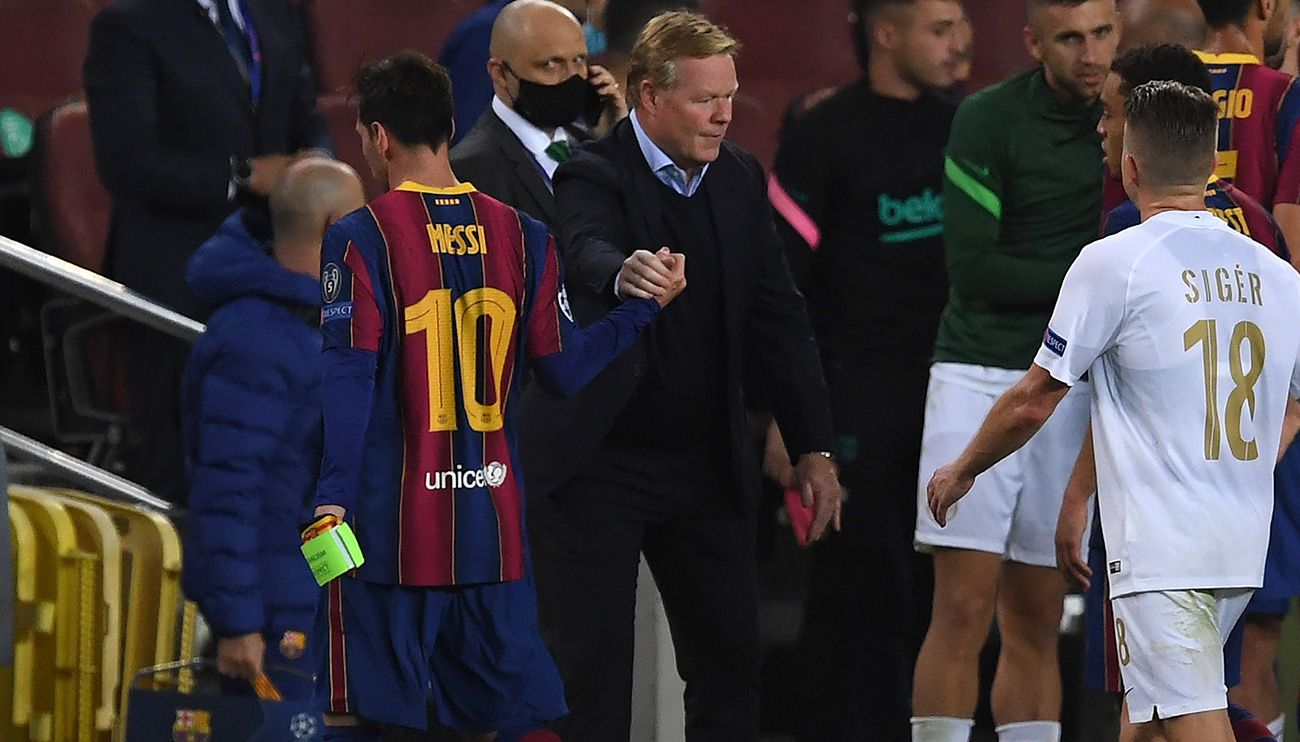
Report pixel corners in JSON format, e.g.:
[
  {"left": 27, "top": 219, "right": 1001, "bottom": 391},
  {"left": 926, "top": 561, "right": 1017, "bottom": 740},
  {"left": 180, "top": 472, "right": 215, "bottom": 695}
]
[{"left": 626, "top": 11, "right": 740, "bottom": 109}]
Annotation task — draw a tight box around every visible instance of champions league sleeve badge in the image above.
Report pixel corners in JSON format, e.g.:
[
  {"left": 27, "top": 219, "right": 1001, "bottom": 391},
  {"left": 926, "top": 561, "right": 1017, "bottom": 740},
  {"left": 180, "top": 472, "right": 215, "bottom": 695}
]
[{"left": 321, "top": 263, "right": 342, "bottom": 304}]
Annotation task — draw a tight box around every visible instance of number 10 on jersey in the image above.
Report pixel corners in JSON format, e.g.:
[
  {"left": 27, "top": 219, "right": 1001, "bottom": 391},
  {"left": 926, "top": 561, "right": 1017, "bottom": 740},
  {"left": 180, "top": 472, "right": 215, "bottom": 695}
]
[
  {"left": 1184, "top": 319, "right": 1265, "bottom": 461},
  {"left": 404, "top": 287, "right": 518, "bottom": 433}
]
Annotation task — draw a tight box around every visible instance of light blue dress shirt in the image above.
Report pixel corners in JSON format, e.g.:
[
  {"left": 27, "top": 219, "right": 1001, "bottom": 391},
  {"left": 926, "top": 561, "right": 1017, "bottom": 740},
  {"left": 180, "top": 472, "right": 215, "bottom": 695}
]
[{"left": 629, "top": 110, "right": 709, "bottom": 198}]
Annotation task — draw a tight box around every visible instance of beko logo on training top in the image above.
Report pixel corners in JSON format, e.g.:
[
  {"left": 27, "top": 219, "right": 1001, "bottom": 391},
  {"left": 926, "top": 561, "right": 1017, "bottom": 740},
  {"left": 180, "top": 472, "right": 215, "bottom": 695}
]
[{"left": 425, "top": 462, "right": 509, "bottom": 490}]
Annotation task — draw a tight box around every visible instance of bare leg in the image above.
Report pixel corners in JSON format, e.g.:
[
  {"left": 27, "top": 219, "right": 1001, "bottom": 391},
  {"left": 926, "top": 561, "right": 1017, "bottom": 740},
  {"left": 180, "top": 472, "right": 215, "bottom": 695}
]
[
  {"left": 1159, "top": 709, "right": 1235, "bottom": 742},
  {"left": 990, "top": 561, "right": 1068, "bottom": 724},
  {"left": 912, "top": 548, "right": 1002, "bottom": 717}
]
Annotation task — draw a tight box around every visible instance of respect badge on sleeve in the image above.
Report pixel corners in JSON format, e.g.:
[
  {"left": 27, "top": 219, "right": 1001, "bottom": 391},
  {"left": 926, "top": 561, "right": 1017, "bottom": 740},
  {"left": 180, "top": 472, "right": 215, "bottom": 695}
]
[{"left": 300, "top": 522, "right": 365, "bottom": 585}]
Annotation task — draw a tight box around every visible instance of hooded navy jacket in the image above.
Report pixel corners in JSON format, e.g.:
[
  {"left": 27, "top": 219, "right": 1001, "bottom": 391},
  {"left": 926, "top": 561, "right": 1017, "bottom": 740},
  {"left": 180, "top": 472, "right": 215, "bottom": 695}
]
[{"left": 180, "top": 210, "right": 321, "bottom": 639}]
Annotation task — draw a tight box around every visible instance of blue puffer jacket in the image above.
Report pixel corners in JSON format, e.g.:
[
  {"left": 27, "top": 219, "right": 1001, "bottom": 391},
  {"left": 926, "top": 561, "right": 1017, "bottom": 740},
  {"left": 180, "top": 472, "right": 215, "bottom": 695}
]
[{"left": 180, "top": 210, "right": 322, "bottom": 640}]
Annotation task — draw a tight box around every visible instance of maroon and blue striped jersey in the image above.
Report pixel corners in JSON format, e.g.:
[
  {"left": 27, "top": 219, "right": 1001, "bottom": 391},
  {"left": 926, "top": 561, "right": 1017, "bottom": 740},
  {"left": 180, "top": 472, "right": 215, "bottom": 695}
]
[
  {"left": 1195, "top": 51, "right": 1300, "bottom": 208},
  {"left": 314, "top": 181, "right": 658, "bottom": 587},
  {"left": 1103, "top": 178, "right": 1289, "bottom": 261}
]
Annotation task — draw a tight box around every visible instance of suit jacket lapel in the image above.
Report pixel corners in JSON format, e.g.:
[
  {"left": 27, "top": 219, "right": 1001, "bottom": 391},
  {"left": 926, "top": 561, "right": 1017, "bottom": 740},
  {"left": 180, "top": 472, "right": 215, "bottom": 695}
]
[
  {"left": 704, "top": 152, "right": 739, "bottom": 332},
  {"left": 616, "top": 121, "right": 666, "bottom": 252},
  {"left": 485, "top": 111, "right": 559, "bottom": 225}
]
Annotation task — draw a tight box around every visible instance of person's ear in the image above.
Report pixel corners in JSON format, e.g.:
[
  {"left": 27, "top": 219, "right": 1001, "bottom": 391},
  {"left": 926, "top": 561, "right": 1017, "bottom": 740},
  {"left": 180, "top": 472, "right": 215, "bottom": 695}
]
[
  {"left": 373, "top": 123, "right": 391, "bottom": 161},
  {"left": 638, "top": 79, "right": 658, "bottom": 114},
  {"left": 1024, "top": 24, "right": 1044, "bottom": 64},
  {"left": 1260, "top": 0, "right": 1276, "bottom": 23},
  {"left": 1122, "top": 150, "right": 1140, "bottom": 189}
]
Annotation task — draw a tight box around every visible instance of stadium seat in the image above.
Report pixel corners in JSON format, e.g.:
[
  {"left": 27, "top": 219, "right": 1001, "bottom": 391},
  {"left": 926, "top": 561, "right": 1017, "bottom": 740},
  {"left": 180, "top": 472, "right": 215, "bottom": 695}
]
[
  {"left": 51, "top": 489, "right": 184, "bottom": 732},
  {"left": 7, "top": 487, "right": 92, "bottom": 742},
  {"left": 317, "top": 94, "right": 384, "bottom": 199},
  {"left": 3, "top": 501, "right": 37, "bottom": 742},
  {"left": 701, "top": 0, "right": 857, "bottom": 83},
  {"left": 45, "top": 489, "right": 123, "bottom": 742},
  {"left": 35, "top": 101, "right": 110, "bottom": 273},
  {"left": 0, "top": 0, "right": 95, "bottom": 121},
  {"left": 304, "top": 0, "right": 480, "bottom": 94}
]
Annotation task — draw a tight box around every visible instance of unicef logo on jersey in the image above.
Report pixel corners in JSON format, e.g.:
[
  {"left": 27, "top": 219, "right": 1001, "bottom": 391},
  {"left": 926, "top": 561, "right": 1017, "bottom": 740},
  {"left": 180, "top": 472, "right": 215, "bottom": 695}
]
[
  {"left": 321, "top": 263, "right": 343, "bottom": 304},
  {"left": 425, "top": 462, "right": 509, "bottom": 490}
]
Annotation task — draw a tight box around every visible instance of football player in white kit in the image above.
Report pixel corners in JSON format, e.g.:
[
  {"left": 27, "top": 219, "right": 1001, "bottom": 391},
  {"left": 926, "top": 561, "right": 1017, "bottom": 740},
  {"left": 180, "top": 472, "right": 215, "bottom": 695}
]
[{"left": 928, "top": 80, "right": 1300, "bottom": 742}]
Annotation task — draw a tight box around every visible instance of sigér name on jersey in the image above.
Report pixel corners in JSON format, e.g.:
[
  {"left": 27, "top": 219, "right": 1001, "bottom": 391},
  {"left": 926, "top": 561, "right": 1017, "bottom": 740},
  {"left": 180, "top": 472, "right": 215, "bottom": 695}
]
[{"left": 425, "top": 462, "right": 508, "bottom": 491}]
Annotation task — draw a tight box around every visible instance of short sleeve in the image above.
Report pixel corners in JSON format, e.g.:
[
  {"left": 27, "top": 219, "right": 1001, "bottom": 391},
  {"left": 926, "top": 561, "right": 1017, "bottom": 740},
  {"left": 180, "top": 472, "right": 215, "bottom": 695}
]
[
  {"left": 320, "top": 222, "right": 382, "bottom": 353},
  {"left": 1034, "top": 242, "right": 1128, "bottom": 384},
  {"left": 1273, "top": 82, "right": 1300, "bottom": 205},
  {"left": 525, "top": 228, "right": 579, "bottom": 361}
]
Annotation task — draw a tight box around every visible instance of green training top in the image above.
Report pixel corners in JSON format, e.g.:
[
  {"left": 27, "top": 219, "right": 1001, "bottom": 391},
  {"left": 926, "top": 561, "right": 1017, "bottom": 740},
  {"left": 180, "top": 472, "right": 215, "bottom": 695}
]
[{"left": 935, "top": 67, "right": 1103, "bottom": 369}]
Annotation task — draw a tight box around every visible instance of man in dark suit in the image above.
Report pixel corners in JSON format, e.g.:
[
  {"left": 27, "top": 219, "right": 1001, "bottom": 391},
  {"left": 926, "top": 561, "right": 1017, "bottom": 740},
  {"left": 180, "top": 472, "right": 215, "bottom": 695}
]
[
  {"left": 527, "top": 11, "right": 843, "bottom": 742},
  {"left": 451, "top": 0, "right": 625, "bottom": 227},
  {"left": 83, "top": 0, "right": 332, "bottom": 502}
]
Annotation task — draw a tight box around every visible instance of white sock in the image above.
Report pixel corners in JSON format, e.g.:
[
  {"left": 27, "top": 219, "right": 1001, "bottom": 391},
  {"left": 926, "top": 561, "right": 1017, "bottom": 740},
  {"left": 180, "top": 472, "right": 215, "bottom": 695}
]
[
  {"left": 1268, "top": 713, "right": 1285, "bottom": 740},
  {"left": 911, "top": 716, "right": 974, "bottom": 742},
  {"left": 996, "top": 720, "right": 1062, "bottom": 742}
]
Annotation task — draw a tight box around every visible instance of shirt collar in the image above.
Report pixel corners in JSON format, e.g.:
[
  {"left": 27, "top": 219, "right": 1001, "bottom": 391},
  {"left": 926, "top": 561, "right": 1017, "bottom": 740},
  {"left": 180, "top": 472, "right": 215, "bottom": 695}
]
[
  {"left": 629, "top": 109, "right": 709, "bottom": 197},
  {"left": 196, "top": 0, "right": 247, "bottom": 30},
  {"left": 492, "top": 96, "right": 569, "bottom": 162}
]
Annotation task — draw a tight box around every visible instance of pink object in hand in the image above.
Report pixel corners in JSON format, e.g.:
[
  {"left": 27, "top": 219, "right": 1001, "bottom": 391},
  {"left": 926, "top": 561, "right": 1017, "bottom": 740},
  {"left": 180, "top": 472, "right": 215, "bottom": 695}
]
[{"left": 785, "top": 488, "right": 814, "bottom": 548}]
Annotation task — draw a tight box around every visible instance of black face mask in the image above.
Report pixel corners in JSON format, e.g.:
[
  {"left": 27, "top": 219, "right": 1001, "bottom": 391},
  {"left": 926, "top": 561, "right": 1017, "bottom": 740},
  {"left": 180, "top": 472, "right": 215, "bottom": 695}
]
[{"left": 507, "top": 66, "right": 601, "bottom": 129}]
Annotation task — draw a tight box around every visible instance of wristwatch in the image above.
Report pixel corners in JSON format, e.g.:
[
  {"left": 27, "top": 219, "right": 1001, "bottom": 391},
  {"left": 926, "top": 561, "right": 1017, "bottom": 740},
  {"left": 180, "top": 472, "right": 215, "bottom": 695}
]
[
  {"left": 230, "top": 155, "right": 254, "bottom": 191},
  {"left": 808, "top": 451, "right": 835, "bottom": 463}
]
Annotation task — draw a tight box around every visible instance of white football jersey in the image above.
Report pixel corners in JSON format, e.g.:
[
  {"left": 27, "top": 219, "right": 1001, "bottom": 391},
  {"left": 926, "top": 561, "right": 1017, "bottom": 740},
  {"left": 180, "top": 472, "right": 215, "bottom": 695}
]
[{"left": 1035, "top": 210, "right": 1300, "bottom": 597}]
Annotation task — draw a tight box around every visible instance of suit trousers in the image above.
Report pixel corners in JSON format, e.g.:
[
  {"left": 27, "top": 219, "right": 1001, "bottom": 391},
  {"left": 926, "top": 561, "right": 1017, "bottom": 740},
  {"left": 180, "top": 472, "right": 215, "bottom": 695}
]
[
  {"left": 795, "top": 354, "right": 935, "bottom": 742},
  {"left": 531, "top": 445, "right": 761, "bottom": 742}
]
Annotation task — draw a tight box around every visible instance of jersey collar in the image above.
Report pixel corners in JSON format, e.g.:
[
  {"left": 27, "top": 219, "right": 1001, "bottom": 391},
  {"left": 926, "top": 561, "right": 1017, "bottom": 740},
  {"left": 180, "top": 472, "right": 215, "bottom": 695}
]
[
  {"left": 1194, "top": 50, "right": 1261, "bottom": 66},
  {"left": 394, "top": 181, "right": 477, "bottom": 195}
]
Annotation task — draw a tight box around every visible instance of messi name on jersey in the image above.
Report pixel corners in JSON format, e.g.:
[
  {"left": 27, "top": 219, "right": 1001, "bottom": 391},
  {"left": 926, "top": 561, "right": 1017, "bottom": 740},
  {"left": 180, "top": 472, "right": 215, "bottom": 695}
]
[{"left": 426, "top": 221, "right": 487, "bottom": 255}]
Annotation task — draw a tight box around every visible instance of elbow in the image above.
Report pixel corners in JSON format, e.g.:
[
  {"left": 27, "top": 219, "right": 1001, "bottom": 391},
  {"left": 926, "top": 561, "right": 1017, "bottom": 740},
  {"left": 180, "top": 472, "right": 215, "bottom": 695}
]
[{"left": 1010, "top": 393, "right": 1059, "bottom": 434}]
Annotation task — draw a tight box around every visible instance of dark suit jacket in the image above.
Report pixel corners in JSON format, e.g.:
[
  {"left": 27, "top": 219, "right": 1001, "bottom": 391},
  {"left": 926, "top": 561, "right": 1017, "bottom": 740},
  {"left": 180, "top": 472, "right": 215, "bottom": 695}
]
[
  {"left": 84, "top": 0, "right": 331, "bottom": 318},
  {"left": 520, "top": 117, "right": 833, "bottom": 507},
  {"left": 451, "top": 107, "right": 582, "bottom": 228}
]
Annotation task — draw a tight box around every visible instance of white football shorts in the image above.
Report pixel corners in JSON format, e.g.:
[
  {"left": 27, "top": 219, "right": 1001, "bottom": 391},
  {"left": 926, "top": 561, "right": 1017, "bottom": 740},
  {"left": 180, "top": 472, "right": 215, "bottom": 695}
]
[
  {"left": 915, "top": 362, "right": 1091, "bottom": 567},
  {"left": 1111, "top": 588, "right": 1253, "bottom": 724}
]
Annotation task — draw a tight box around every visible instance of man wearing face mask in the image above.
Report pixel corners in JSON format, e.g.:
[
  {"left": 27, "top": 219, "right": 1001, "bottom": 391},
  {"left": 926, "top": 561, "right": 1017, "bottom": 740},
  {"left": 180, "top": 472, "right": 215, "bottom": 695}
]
[
  {"left": 441, "top": 0, "right": 611, "bottom": 147},
  {"left": 452, "top": 0, "right": 625, "bottom": 228}
]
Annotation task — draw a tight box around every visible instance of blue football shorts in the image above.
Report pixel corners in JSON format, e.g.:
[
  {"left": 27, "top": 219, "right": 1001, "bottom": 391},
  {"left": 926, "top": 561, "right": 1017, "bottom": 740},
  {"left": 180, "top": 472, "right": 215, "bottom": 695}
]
[{"left": 312, "top": 575, "right": 567, "bottom": 732}]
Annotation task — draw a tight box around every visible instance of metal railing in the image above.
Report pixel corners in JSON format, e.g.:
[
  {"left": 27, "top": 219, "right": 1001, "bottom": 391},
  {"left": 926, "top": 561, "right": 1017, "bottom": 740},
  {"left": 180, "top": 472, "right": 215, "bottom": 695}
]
[
  {"left": 0, "top": 426, "right": 173, "bottom": 511},
  {"left": 0, "top": 234, "right": 203, "bottom": 509},
  {"left": 0, "top": 234, "right": 204, "bottom": 342}
]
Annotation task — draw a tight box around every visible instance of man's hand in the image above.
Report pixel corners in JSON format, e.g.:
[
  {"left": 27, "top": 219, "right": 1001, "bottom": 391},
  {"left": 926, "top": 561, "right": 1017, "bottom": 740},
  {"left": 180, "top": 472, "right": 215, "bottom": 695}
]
[
  {"left": 588, "top": 64, "right": 628, "bottom": 136},
  {"left": 794, "top": 453, "right": 842, "bottom": 542},
  {"left": 926, "top": 461, "right": 974, "bottom": 527},
  {"left": 1055, "top": 490, "right": 1093, "bottom": 590},
  {"left": 618, "top": 247, "right": 678, "bottom": 301},
  {"left": 654, "top": 249, "right": 687, "bottom": 307},
  {"left": 314, "top": 504, "right": 346, "bottom": 522},
  {"left": 245, "top": 154, "right": 293, "bottom": 196},
  {"left": 216, "top": 632, "right": 265, "bottom": 682},
  {"left": 761, "top": 421, "right": 797, "bottom": 490}
]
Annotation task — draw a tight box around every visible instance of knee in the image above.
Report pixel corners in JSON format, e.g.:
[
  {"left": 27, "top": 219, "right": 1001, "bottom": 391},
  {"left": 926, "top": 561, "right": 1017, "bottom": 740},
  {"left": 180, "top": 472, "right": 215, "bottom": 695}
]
[{"left": 930, "top": 586, "right": 995, "bottom": 645}]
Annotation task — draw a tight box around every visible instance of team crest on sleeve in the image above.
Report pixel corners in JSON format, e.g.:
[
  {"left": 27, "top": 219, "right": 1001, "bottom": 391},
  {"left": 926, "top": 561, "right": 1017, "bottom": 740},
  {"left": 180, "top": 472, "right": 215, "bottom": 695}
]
[
  {"left": 1043, "top": 327, "right": 1068, "bottom": 356},
  {"left": 321, "top": 263, "right": 343, "bottom": 304},
  {"left": 557, "top": 284, "right": 575, "bottom": 322}
]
